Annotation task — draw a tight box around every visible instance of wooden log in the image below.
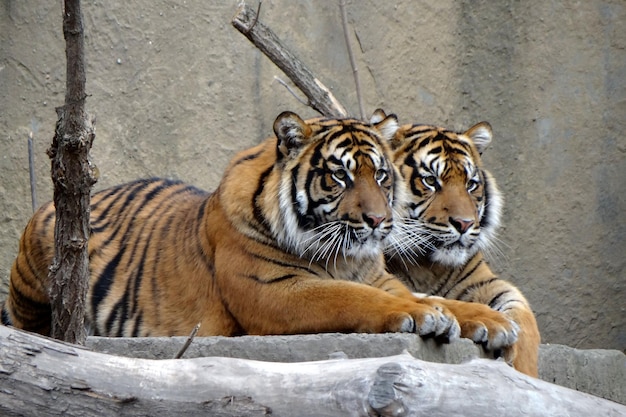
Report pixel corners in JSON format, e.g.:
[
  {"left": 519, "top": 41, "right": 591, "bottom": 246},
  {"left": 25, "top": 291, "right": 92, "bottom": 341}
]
[
  {"left": 232, "top": 2, "right": 348, "bottom": 118},
  {"left": 1, "top": 326, "right": 624, "bottom": 416}
]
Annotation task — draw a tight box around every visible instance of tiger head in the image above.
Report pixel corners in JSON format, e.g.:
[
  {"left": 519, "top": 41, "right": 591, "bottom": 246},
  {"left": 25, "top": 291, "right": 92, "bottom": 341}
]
[
  {"left": 271, "top": 111, "right": 402, "bottom": 262},
  {"left": 387, "top": 121, "right": 502, "bottom": 267}
]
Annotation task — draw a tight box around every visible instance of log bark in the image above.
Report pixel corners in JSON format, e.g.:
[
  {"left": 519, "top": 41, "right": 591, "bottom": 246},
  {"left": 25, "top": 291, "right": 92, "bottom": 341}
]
[
  {"left": 0, "top": 326, "right": 623, "bottom": 417},
  {"left": 46, "top": 0, "right": 97, "bottom": 344},
  {"left": 232, "top": 3, "right": 348, "bottom": 118}
]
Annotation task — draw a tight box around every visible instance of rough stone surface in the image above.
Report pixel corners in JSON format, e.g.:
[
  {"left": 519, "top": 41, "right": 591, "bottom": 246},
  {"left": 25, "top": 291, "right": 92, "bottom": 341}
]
[
  {"left": 85, "top": 334, "right": 626, "bottom": 405},
  {"left": 538, "top": 343, "right": 626, "bottom": 406},
  {"left": 0, "top": 1, "right": 624, "bottom": 353}
]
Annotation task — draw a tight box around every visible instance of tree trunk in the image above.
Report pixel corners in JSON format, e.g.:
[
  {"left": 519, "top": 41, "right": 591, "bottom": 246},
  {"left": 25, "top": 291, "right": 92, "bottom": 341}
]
[
  {"left": 0, "top": 326, "right": 623, "bottom": 417},
  {"left": 45, "top": 0, "right": 97, "bottom": 344}
]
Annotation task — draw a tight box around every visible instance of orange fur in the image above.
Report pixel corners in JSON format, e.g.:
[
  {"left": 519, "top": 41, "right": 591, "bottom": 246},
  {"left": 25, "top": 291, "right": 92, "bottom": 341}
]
[
  {"left": 4, "top": 112, "right": 463, "bottom": 339},
  {"left": 385, "top": 120, "right": 540, "bottom": 376}
]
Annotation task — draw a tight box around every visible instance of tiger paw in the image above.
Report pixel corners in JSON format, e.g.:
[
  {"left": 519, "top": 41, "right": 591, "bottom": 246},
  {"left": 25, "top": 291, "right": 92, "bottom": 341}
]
[
  {"left": 460, "top": 315, "right": 519, "bottom": 351},
  {"left": 430, "top": 298, "right": 519, "bottom": 351},
  {"left": 404, "top": 302, "right": 461, "bottom": 341}
]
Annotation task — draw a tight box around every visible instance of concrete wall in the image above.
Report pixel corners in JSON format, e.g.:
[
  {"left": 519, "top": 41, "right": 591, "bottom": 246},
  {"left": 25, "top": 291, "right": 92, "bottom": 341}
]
[{"left": 0, "top": 1, "right": 624, "bottom": 351}]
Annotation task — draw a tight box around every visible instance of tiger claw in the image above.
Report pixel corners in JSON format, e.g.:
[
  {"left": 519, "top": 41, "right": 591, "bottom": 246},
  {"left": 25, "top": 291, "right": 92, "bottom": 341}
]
[
  {"left": 399, "top": 316, "right": 416, "bottom": 333},
  {"left": 467, "top": 318, "right": 519, "bottom": 351},
  {"left": 414, "top": 309, "right": 460, "bottom": 341},
  {"left": 485, "top": 319, "right": 519, "bottom": 350}
]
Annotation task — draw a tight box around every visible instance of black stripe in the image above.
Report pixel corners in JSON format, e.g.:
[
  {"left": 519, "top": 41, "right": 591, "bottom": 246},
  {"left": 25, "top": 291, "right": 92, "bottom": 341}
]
[
  {"left": 96, "top": 250, "right": 122, "bottom": 335},
  {"left": 11, "top": 261, "right": 49, "bottom": 311},
  {"left": 442, "top": 258, "right": 485, "bottom": 298},
  {"left": 15, "top": 250, "right": 45, "bottom": 298},
  {"left": 108, "top": 267, "right": 134, "bottom": 337},
  {"left": 91, "top": 236, "right": 137, "bottom": 324},
  {"left": 456, "top": 277, "right": 499, "bottom": 301},
  {"left": 335, "top": 138, "right": 352, "bottom": 149},
  {"left": 231, "top": 149, "right": 263, "bottom": 167},
  {"left": 250, "top": 252, "right": 319, "bottom": 277},
  {"left": 414, "top": 136, "right": 432, "bottom": 151},
  {"left": 479, "top": 170, "right": 491, "bottom": 228},
  {"left": 91, "top": 179, "right": 152, "bottom": 230},
  {"left": 252, "top": 166, "right": 275, "bottom": 232},
  {"left": 8, "top": 278, "right": 51, "bottom": 322},
  {"left": 244, "top": 273, "right": 298, "bottom": 284},
  {"left": 432, "top": 268, "right": 456, "bottom": 296},
  {"left": 427, "top": 146, "right": 442, "bottom": 155},
  {"left": 41, "top": 206, "right": 56, "bottom": 229},
  {"left": 131, "top": 311, "right": 143, "bottom": 337},
  {"left": 1, "top": 305, "right": 10, "bottom": 325},
  {"left": 488, "top": 290, "right": 511, "bottom": 310},
  {"left": 91, "top": 181, "right": 194, "bottom": 323},
  {"left": 373, "top": 274, "right": 397, "bottom": 289},
  {"left": 309, "top": 140, "right": 328, "bottom": 168}
]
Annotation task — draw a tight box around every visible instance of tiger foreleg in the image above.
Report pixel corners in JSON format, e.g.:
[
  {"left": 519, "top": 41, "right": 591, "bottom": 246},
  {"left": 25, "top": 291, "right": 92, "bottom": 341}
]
[
  {"left": 504, "top": 306, "right": 540, "bottom": 377},
  {"left": 369, "top": 273, "right": 461, "bottom": 341}
]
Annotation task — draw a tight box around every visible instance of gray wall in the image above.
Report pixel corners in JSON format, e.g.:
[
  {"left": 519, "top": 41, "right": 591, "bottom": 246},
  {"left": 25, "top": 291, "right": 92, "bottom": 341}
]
[{"left": 1, "top": 1, "right": 624, "bottom": 351}]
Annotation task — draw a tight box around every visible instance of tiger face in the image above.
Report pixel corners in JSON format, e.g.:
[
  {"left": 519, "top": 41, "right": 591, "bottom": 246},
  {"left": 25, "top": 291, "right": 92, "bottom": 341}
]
[
  {"left": 388, "top": 122, "right": 502, "bottom": 267},
  {"left": 272, "top": 111, "right": 401, "bottom": 262}
]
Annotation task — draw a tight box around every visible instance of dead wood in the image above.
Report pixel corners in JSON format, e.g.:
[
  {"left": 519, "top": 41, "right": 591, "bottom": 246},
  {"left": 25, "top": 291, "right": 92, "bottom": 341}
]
[
  {"left": 232, "top": 2, "right": 348, "bottom": 118},
  {"left": 46, "top": 0, "right": 97, "bottom": 344},
  {"left": 1, "top": 326, "right": 624, "bottom": 417}
]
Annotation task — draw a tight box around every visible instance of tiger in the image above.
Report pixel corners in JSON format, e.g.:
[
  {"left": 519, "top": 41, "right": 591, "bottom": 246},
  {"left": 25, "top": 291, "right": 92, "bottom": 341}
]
[
  {"left": 3, "top": 111, "right": 523, "bottom": 344},
  {"left": 382, "top": 115, "right": 541, "bottom": 377},
  {"left": 2, "top": 111, "right": 476, "bottom": 339}
]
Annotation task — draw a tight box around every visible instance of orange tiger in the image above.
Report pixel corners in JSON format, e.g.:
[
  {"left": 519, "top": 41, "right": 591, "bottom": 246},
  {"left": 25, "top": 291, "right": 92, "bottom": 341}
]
[
  {"left": 3, "top": 111, "right": 472, "bottom": 339},
  {"left": 383, "top": 116, "right": 541, "bottom": 376}
]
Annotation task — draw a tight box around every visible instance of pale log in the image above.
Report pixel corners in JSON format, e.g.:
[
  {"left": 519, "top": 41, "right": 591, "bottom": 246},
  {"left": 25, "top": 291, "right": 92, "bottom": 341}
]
[{"left": 1, "top": 326, "right": 624, "bottom": 417}]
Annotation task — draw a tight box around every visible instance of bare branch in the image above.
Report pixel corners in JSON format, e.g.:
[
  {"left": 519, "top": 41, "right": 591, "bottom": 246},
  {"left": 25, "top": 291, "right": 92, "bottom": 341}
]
[
  {"left": 174, "top": 322, "right": 201, "bottom": 359},
  {"left": 28, "top": 131, "right": 37, "bottom": 212},
  {"left": 232, "top": 2, "right": 348, "bottom": 118},
  {"left": 273, "top": 76, "right": 310, "bottom": 107},
  {"left": 339, "top": 0, "right": 366, "bottom": 120}
]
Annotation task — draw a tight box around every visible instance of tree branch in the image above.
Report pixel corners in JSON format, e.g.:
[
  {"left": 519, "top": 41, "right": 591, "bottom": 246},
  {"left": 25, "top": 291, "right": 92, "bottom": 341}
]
[
  {"left": 27, "top": 131, "right": 37, "bottom": 212},
  {"left": 173, "top": 322, "right": 201, "bottom": 359},
  {"left": 339, "top": 0, "right": 366, "bottom": 120},
  {"left": 232, "top": 2, "right": 348, "bottom": 118}
]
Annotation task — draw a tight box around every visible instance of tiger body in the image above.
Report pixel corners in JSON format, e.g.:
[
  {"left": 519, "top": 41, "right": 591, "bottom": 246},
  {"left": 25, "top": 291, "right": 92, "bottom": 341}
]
[
  {"left": 385, "top": 121, "right": 540, "bottom": 376},
  {"left": 4, "top": 112, "right": 466, "bottom": 338}
]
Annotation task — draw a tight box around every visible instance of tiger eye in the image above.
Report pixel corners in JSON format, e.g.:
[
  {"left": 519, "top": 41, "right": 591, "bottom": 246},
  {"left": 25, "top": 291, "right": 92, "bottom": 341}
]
[
  {"left": 422, "top": 176, "right": 437, "bottom": 187},
  {"left": 375, "top": 169, "right": 387, "bottom": 182},
  {"left": 333, "top": 169, "right": 347, "bottom": 180},
  {"left": 467, "top": 179, "right": 480, "bottom": 192}
]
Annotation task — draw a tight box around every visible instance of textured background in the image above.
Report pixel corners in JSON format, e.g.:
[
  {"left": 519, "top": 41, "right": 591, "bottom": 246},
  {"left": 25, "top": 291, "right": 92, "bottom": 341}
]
[{"left": 0, "top": 1, "right": 624, "bottom": 351}]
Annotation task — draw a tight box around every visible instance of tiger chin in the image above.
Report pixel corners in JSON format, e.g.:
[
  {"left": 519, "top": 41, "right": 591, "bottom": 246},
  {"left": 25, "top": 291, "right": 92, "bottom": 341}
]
[
  {"left": 383, "top": 116, "right": 541, "bottom": 377},
  {"left": 3, "top": 111, "right": 470, "bottom": 340}
]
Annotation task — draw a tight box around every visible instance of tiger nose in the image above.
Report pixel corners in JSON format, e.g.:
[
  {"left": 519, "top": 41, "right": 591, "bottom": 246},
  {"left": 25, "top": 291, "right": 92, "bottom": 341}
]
[
  {"left": 364, "top": 213, "right": 386, "bottom": 228},
  {"left": 450, "top": 217, "right": 474, "bottom": 234}
]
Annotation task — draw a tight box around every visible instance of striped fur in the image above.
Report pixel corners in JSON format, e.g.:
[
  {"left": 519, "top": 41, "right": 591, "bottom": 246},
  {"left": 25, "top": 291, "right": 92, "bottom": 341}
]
[
  {"left": 385, "top": 120, "right": 540, "bottom": 376},
  {"left": 3, "top": 111, "right": 466, "bottom": 339}
]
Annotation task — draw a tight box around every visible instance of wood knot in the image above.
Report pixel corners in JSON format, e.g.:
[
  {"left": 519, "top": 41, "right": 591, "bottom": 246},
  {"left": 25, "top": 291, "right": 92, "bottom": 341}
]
[{"left": 368, "top": 362, "right": 407, "bottom": 417}]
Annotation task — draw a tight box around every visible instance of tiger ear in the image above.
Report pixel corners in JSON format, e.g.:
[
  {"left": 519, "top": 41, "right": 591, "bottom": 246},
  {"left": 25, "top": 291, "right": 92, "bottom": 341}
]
[
  {"left": 273, "top": 111, "right": 312, "bottom": 157},
  {"left": 465, "top": 121, "right": 492, "bottom": 154},
  {"left": 370, "top": 108, "right": 399, "bottom": 141},
  {"left": 369, "top": 108, "right": 387, "bottom": 124}
]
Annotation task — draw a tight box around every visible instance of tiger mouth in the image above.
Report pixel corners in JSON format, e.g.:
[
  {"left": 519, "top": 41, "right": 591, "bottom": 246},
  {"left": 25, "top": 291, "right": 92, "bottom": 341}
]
[
  {"left": 431, "top": 236, "right": 473, "bottom": 251},
  {"left": 352, "top": 226, "right": 390, "bottom": 245},
  {"left": 299, "top": 223, "right": 386, "bottom": 260}
]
